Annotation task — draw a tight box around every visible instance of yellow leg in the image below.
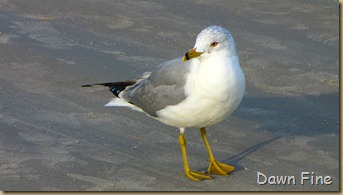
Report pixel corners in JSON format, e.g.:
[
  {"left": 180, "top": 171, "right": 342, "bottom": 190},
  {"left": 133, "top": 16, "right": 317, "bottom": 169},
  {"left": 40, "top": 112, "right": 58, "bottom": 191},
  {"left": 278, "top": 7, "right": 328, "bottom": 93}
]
[
  {"left": 200, "top": 127, "right": 235, "bottom": 175},
  {"left": 179, "top": 133, "right": 211, "bottom": 181}
]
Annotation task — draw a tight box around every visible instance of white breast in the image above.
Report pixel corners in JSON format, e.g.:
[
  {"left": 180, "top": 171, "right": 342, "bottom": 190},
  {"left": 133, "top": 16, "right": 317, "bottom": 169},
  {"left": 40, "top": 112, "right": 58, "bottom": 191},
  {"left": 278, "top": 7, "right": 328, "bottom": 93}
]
[{"left": 156, "top": 55, "right": 245, "bottom": 128}]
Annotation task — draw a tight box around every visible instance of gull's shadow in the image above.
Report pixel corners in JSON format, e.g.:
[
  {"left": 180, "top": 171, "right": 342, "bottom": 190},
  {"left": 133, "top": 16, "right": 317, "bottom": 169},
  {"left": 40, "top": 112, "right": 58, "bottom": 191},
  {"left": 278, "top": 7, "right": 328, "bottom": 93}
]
[
  {"left": 223, "top": 135, "right": 281, "bottom": 172},
  {"left": 198, "top": 136, "right": 281, "bottom": 173}
]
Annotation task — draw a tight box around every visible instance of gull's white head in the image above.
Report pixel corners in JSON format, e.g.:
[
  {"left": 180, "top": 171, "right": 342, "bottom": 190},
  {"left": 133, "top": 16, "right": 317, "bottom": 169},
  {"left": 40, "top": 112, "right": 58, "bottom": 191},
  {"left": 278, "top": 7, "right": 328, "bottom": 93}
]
[{"left": 182, "top": 25, "right": 237, "bottom": 61}]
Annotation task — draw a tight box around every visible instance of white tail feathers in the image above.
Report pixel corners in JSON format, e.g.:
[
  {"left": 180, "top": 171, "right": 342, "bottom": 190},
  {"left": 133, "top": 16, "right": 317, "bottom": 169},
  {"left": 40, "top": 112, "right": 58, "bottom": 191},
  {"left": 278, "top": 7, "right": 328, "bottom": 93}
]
[
  {"left": 105, "top": 98, "right": 128, "bottom": 107},
  {"left": 104, "top": 98, "right": 144, "bottom": 112}
]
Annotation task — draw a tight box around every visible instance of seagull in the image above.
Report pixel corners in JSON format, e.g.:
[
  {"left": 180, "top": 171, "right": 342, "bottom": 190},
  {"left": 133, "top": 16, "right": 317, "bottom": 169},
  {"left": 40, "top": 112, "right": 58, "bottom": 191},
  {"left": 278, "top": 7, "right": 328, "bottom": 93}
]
[{"left": 82, "top": 25, "right": 245, "bottom": 181}]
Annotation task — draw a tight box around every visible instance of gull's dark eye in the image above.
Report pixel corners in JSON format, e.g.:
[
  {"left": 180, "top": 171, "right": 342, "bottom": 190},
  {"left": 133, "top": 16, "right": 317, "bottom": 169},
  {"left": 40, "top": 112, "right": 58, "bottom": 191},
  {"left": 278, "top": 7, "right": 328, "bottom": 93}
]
[{"left": 211, "top": 42, "right": 218, "bottom": 47}]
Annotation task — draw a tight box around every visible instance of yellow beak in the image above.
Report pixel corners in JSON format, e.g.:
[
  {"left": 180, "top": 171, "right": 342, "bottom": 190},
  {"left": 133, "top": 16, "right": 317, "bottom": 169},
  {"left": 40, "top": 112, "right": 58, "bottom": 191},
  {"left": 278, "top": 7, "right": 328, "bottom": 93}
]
[{"left": 182, "top": 48, "right": 204, "bottom": 62}]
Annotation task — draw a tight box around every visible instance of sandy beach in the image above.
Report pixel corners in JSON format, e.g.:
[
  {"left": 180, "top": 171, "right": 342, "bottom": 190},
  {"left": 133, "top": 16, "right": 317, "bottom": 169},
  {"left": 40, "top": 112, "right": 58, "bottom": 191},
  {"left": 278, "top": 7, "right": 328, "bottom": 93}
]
[{"left": 0, "top": 0, "right": 339, "bottom": 191}]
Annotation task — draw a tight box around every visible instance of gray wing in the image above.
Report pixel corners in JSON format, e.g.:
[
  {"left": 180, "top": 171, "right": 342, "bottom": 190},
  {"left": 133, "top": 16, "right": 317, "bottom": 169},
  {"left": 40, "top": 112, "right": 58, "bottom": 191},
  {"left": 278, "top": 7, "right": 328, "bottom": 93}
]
[{"left": 121, "top": 58, "right": 191, "bottom": 117}]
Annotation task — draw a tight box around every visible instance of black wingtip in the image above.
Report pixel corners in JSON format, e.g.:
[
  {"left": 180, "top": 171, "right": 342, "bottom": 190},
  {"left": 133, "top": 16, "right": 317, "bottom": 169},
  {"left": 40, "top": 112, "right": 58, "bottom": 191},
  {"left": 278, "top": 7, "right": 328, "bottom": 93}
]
[{"left": 81, "top": 81, "right": 136, "bottom": 97}]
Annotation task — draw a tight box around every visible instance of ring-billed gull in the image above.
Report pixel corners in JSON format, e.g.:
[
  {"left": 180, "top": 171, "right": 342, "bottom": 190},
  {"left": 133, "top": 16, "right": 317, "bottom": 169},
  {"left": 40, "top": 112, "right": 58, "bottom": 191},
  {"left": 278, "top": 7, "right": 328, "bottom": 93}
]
[{"left": 82, "top": 26, "right": 245, "bottom": 181}]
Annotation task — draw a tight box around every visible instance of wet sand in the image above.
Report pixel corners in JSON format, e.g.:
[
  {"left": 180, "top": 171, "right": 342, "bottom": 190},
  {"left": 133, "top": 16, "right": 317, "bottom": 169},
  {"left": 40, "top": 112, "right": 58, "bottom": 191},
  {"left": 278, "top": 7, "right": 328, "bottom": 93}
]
[{"left": 0, "top": 0, "right": 339, "bottom": 191}]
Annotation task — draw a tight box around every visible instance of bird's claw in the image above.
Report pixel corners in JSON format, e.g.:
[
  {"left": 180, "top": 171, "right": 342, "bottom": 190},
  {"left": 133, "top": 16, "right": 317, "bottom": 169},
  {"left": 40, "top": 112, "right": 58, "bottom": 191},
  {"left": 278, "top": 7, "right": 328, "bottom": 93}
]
[
  {"left": 208, "top": 160, "right": 235, "bottom": 176},
  {"left": 185, "top": 171, "right": 212, "bottom": 181}
]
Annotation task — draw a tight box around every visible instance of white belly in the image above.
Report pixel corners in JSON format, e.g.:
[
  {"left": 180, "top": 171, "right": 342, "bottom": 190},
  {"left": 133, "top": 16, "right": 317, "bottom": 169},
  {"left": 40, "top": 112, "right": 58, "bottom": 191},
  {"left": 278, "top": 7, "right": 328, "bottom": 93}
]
[{"left": 156, "top": 57, "right": 245, "bottom": 128}]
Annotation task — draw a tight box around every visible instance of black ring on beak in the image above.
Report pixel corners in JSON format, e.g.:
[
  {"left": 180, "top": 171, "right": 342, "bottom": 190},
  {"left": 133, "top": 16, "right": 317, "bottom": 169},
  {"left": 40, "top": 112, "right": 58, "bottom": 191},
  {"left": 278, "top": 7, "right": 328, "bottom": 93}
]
[{"left": 184, "top": 52, "right": 190, "bottom": 61}]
